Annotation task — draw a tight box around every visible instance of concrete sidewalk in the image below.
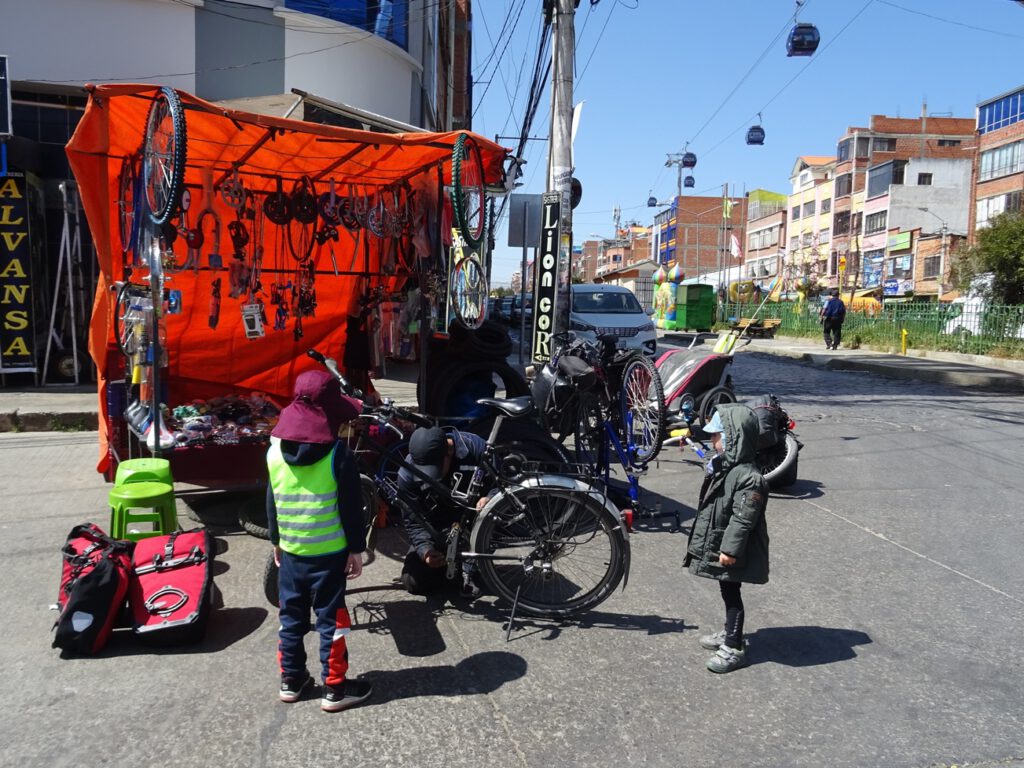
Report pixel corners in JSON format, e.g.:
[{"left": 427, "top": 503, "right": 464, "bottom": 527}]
[{"left": 2, "top": 335, "right": 1022, "bottom": 433}]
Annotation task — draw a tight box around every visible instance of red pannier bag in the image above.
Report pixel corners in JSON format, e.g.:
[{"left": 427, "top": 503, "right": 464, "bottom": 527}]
[
  {"left": 128, "top": 529, "right": 215, "bottom": 646},
  {"left": 53, "top": 523, "right": 134, "bottom": 655}
]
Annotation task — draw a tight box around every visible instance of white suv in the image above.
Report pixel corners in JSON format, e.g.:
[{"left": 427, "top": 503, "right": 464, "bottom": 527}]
[{"left": 569, "top": 284, "right": 657, "bottom": 356}]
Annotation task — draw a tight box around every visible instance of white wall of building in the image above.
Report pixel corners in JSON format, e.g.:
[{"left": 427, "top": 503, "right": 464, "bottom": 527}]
[
  {"left": 1, "top": 0, "right": 199, "bottom": 92},
  {"left": 889, "top": 159, "right": 972, "bottom": 235},
  {"left": 279, "top": 10, "right": 421, "bottom": 124}
]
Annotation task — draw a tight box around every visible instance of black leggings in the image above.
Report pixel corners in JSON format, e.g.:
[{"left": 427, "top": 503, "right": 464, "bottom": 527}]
[{"left": 720, "top": 581, "right": 745, "bottom": 649}]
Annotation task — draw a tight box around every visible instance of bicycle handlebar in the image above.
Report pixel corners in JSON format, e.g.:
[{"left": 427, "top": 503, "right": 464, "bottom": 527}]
[{"left": 306, "top": 348, "right": 363, "bottom": 400}]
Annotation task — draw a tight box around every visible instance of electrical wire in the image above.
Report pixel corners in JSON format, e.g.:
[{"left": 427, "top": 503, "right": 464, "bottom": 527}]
[
  {"left": 875, "top": 0, "right": 1024, "bottom": 40},
  {"left": 472, "top": 0, "right": 531, "bottom": 118},
  {"left": 474, "top": 1, "right": 519, "bottom": 77},
  {"left": 575, "top": 0, "right": 618, "bottom": 86},
  {"left": 700, "top": 0, "right": 875, "bottom": 162}
]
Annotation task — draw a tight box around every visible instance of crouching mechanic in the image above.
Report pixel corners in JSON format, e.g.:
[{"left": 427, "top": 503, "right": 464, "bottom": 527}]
[
  {"left": 396, "top": 425, "right": 493, "bottom": 597},
  {"left": 267, "top": 370, "right": 373, "bottom": 712}
]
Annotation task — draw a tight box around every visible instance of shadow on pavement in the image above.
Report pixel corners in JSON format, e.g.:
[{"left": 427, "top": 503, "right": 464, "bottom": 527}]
[
  {"left": 92, "top": 606, "right": 270, "bottom": 658},
  {"left": 747, "top": 625, "right": 872, "bottom": 667},
  {"left": 770, "top": 478, "right": 824, "bottom": 500},
  {"left": 362, "top": 650, "right": 527, "bottom": 704}
]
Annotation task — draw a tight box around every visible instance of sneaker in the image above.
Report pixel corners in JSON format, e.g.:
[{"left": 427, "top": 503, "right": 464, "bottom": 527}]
[
  {"left": 460, "top": 575, "right": 482, "bottom": 600},
  {"left": 279, "top": 672, "right": 313, "bottom": 703},
  {"left": 321, "top": 678, "right": 373, "bottom": 712},
  {"left": 706, "top": 644, "right": 749, "bottom": 674},
  {"left": 698, "top": 630, "right": 727, "bottom": 650}
]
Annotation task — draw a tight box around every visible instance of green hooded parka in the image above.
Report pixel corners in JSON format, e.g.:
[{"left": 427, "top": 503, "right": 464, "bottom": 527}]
[{"left": 684, "top": 404, "right": 770, "bottom": 584}]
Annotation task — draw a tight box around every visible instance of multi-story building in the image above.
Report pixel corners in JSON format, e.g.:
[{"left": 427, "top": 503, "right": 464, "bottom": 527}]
[
  {"left": 1, "top": 0, "right": 471, "bottom": 381},
  {"left": 580, "top": 225, "right": 651, "bottom": 281},
  {"left": 652, "top": 194, "right": 746, "bottom": 285},
  {"left": 827, "top": 114, "right": 976, "bottom": 293},
  {"left": 744, "top": 189, "right": 787, "bottom": 290},
  {"left": 785, "top": 156, "right": 835, "bottom": 296},
  {"left": 970, "top": 85, "right": 1024, "bottom": 244}
]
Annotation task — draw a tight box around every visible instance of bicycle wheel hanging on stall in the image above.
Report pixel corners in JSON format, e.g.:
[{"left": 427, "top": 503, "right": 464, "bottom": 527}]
[
  {"left": 142, "top": 86, "right": 187, "bottom": 226},
  {"left": 451, "top": 133, "right": 486, "bottom": 250},
  {"left": 451, "top": 253, "right": 487, "bottom": 330}
]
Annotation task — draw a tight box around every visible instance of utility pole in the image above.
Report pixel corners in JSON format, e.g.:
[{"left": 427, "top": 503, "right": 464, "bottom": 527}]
[{"left": 938, "top": 223, "right": 948, "bottom": 303}]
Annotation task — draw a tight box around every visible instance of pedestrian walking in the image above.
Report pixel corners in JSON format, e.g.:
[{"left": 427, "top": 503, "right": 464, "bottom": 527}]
[
  {"left": 267, "top": 370, "right": 373, "bottom": 711},
  {"left": 820, "top": 288, "right": 846, "bottom": 350},
  {"left": 684, "top": 405, "right": 769, "bottom": 673}
]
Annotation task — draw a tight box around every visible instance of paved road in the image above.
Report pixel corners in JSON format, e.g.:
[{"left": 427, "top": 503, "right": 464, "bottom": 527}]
[{"left": 2, "top": 351, "right": 1023, "bottom": 768}]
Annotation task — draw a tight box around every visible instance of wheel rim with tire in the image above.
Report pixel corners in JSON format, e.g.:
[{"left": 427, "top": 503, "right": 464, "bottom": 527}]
[
  {"left": 143, "top": 87, "right": 187, "bottom": 226},
  {"left": 451, "top": 133, "right": 486, "bottom": 249},
  {"left": 451, "top": 254, "right": 487, "bottom": 330},
  {"left": 470, "top": 487, "right": 626, "bottom": 618},
  {"left": 619, "top": 354, "right": 666, "bottom": 465},
  {"left": 757, "top": 432, "right": 799, "bottom": 488},
  {"left": 114, "top": 283, "right": 146, "bottom": 358},
  {"left": 699, "top": 385, "right": 736, "bottom": 427}
]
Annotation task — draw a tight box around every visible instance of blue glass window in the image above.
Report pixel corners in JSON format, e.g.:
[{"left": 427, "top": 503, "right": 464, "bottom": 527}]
[
  {"left": 284, "top": 1, "right": 409, "bottom": 50},
  {"left": 978, "top": 89, "right": 1024, "bottom": 134}
]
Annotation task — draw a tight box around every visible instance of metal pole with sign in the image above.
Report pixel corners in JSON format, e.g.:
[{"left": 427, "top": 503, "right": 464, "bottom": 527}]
[
  {"left": 1, "top": 55, "right": 12, "bottom": 179},
  {"left": 532, "top": 193, "right": 561, "bottom": 363}
]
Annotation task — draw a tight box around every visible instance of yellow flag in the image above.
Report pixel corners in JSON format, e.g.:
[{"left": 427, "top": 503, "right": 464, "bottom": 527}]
[{"left": 723, "top": 198, "right": 733, "bottom": 219}]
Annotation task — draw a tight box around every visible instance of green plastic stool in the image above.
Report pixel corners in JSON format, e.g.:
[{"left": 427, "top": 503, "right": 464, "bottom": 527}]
[
  {"left": 109, "top": 481, "right": 179, "bottom": 541},
  {"left": 115, "top": 457, "right": 174, "bottom": 487}
]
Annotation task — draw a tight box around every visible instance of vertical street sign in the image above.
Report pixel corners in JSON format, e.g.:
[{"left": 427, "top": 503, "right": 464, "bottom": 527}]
[
  {"left": 0, "top": 173, "right": 37, "bottom": 373},
  {"left": 532, "top": 193, "right": 561, "bottom": 363}
]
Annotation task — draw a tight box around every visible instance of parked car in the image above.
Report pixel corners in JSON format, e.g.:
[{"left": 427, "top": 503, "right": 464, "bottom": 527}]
[
  {"left": 509, "top": 293, "right": 534, "bottom": 326},
  {"left": 494, "top": 296, "right": 512, "bottom": 322},
  {"left": 943, "top": 274, "right": 1024, "bottom": 341},
  {"left": 569, "top": 283, "right": 657, "bottom": 356}
]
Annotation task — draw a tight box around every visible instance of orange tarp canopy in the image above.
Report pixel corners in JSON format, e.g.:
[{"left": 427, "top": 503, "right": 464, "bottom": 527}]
[{"left": 66, "top": 83, "right": 507, "bottom": 473}]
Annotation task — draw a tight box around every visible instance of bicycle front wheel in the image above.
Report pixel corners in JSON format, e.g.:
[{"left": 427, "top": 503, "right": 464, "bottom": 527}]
[
  {"left": 451, "top": 133, "right": 486, "bottom": 249},
  {"left": 618, "top": 354, "right": 666, "bottom": 465},
  {"left": 470, "top": 485, "right": 626, "bottom": 618},
  {"left": 143, "top": 87, "right": 187, "bottom": 225}
]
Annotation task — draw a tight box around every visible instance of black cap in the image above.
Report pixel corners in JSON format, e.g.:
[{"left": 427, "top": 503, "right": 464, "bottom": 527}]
[
  {"left": 830, "top": 288, "right": 839, "bottom": 297},
  {"left": 408, "top": 426, "right": 448, "bottom": 481}
]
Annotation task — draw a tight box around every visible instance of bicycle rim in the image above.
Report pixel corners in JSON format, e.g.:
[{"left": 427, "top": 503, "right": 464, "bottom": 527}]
[
  {"left": 473, "top": 487, "right": 625, "bottom": 618},
  {"left": 114, "top": 284, "right": 141, "bottom": 358},
  {"left": 287, "top": 216, "right": 315, "bottom": 261},
  {"left": 118, "top": 157, "right": 137, "bottom": 255},
  {"left": 143, "top": 87, "right": 187, "bottom": 225},
  {"left": 451, "top": 134, "right": 485, "bottom": 249},
  {"left": 619, "top": 355, "right": 666, "bottom": 465},
  {"left": 451, "top": 254, "right": 487, "bottom": 329}
]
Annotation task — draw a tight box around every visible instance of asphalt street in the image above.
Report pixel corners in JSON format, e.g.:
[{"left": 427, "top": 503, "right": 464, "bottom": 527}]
[{"left": 2, "top": 349, "right": 1023, "bottom": 768}]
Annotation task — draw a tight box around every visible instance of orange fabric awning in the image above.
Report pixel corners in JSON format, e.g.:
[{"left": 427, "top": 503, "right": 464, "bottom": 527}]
[{"left": 66, "top": 84, "right": 507, "bottom": 473}]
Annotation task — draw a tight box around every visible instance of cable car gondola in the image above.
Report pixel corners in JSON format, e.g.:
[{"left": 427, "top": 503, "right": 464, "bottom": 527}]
[
  {"left": 787, "top": 22, "right": 819, "bottom": 56},
  {"left": 682, "top": 152, "right": 697, "bottom": 169},
  {"left": 746, "top": 115, "right": 765, "bottom": 146},
  {"left": 683, "top": 175, "right": 695, "bottom": 189}
]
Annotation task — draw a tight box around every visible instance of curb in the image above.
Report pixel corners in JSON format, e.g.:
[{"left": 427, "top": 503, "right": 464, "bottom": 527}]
[{"left": 0, "top": 410, "right": 99, "bottom": 433}]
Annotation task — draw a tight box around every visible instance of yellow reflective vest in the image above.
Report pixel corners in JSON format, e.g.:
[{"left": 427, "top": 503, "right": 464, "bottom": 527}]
[{"left": 267, "top": 438, "right": 348, "bottom": 557}]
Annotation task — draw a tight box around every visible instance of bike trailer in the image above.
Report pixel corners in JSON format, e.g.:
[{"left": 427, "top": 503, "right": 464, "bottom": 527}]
[
  {"left": 654, "top": 347, "right": 733, "bottom": 410},
  {"left": 128, "top": 528, "right": 214, "bottom": 646},
  {"left": 53, "top": 523, "right": 135, "bottom": 655}
]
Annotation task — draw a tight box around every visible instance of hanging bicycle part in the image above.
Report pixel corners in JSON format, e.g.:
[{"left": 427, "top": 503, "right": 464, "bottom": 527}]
[
  {"left": 287, "top": 176, "right": 318, "bottom": 262},
  {"left": 143, "top": 86, "right": 187, "bottom": 226},
  {"left": 451, "top": 133, "right": 486, "bottom": 249},
  {"left": 196, "top": 167, "right": 223, "bottom": 270},
  {"left": 117, "top": 155, "right": 140, "bottom": 261},
  {"left": 449, "top": 228, "right": 486, "bottom": 330},
  {"left": 219, "top": 168, "right": 247, "bottom": 211},
  {"left": 263, "top": 175, "right": 292, "bottom": 226},
  {"left": 208, "top": 277, "right": 222, "bottom": 330}
]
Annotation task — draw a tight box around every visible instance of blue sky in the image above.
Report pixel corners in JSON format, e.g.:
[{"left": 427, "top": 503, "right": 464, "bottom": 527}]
[{"left": 471, "top": 0, "right": 1024, "bottom": 284}]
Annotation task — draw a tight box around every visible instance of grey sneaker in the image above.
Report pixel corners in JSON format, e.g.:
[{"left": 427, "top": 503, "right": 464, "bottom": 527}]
[
  {"left": 706, "top": 644, "right": 748, "bottom": 674},
  {"left": 699, "top": 630, "right": 727, "bottom": 650}
]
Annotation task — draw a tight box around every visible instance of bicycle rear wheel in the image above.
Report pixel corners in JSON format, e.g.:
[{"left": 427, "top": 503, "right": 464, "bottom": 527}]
[
  {"left": 471, "top": 485, "right": 626, "bottom": 618},
  {"left": 618, "top": 354, "right": 666, "bottom": 465}
]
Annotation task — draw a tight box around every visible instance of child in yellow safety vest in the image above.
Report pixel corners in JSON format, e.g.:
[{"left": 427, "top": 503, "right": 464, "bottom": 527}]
[{"left": 266, "top": 370, "right": 372, "bottom": 712}]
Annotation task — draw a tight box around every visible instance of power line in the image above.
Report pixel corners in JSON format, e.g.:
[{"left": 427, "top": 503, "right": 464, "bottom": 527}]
[
  {"left": 701, "top": 0, "right": 875, "bottom": 162},
  {"left": 876, "top": 0, "right": 1024, "bottom": 40},
  {"left": 472, "top": 0, "right": 531, "bottom": 118}
]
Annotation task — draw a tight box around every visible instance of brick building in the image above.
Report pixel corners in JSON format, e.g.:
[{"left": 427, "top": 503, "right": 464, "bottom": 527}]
[
  {"left": 970, "top": 85, "right": 1024, "bottom": 245},
  {"left": 744, "top": 189, "right": 788, "bottom": 289},
  {"left": 652, "top": 195, "right": 747, "bottom": 284},
  {"left": 828, "top": 114, "right": 976, "bottom": 293}
]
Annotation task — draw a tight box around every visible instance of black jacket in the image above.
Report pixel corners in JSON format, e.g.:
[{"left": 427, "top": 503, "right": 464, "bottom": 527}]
[
  {"left": 396, "top": 430, "right": 488, "bottom": 558},
  {"left": 266, "top": 440, "right": 366, "bottom": 555},
  {"left": 684, "top": 404, "right": 770, "bottom": 584}
]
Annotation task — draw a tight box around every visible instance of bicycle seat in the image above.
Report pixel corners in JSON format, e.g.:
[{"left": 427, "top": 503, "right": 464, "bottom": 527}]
[{"left": 477, "top": 396, "right": 535, "bottom": 418}]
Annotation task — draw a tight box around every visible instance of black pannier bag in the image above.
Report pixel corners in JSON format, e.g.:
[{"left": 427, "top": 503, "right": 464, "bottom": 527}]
[{"left": 745, "top": 394, "right": 784, "bottom": 451}]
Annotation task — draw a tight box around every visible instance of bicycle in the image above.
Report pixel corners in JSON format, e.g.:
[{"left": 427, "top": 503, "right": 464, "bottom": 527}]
[
  {"left": 534, "top": 332, "right": 671, "bottom": 525},
  {"left": 262, "top": 382, "right": 630, "bottom": 620}
]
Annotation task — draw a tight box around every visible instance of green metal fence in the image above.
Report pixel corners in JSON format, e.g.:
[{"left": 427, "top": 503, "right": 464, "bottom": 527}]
[{"left": 720, "top": 301, "right": 1024, "bottom": 359}]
